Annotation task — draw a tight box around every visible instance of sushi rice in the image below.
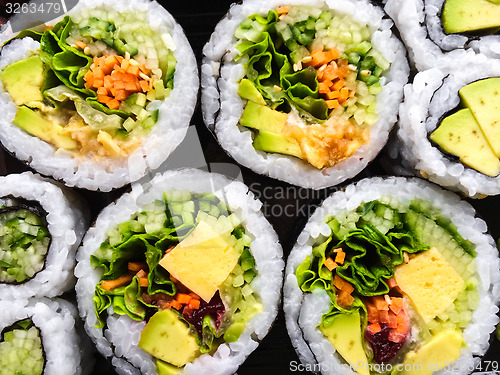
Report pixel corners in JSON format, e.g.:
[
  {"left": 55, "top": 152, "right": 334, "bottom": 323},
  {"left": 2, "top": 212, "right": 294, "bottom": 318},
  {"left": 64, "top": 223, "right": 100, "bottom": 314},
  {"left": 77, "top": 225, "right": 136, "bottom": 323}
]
[
  {"left": 385, "top": 0, "right": 500, "bottom": 71},
  {"left": 396, "top": 52, "right": 500, "bottom": 198},
  {"left": 75, "top": 168, "right": 284, "bottom": 375},
  {"left": 284, "top": 176, "right": 500, "bottom": 374},
  {"left": 201, "top": 0, "right": 409, "bottom": 189},
  {"left": 0, "top": 297, "right": 94, "bottom": 375},
  {"left": 0, "top": 172, "right": 87, "bottom": 300},
  {"left": 0, "top": 0, "right": 198, "bottom": 191}
]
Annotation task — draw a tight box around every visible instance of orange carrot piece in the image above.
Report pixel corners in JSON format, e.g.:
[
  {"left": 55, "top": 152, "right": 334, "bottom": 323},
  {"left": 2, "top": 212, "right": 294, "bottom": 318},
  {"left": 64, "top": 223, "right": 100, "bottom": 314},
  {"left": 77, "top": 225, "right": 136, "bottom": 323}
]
[
  {"left": 326, "top": 99, "right": 340, "bottom": 109},
  {"left": 334, "top": 250, "right": 346, "bottom": 265},
  {"left": 366, "top": 322, "right": 381, "bottom": 335},
  {"left": 104, "top": 76, "right": 113, "bottom": 89},
  {"left": 97, "top": 87, "right": 108, "bottom": 96},
  {"left": 93, "top": 79, "right": 104, "bottom": 88},
  {"left": 136, "top": 269, "right": 149, "bottom": 287},
  {"left": 189, "top": 292, "right": 200, "bottom": 300},
  {"left": 114, "top": 89, "right": 128, "bottom": 102},
  {"left": 97, "top": 95, "right": 113, "bottom": 104},
  {"left": 100, "top": 274, "right": 134, "bottom": 291},
  {"left": 389, "top": 297, "right": 403, "bottom": 315},
  {"left": 121, "top": 58, "right": 130, "bottom": 71},
  {"left": 140, "top": 80, "right": 151, "bottom": 92},
  {"left": 113, "top": 80, "right": 126, "bottom": 90},
  {"left": 372, "top": 295, "right": 389, "bottom": 311},
  {"left": 324, "top": 257, "right": 337, "bottom": 271},
  {"left": 388, "top": 311, "right": 398, "bottom": 329},
  {"left": 325, "top": 48, "right": 340, "bottom": 61},
  {"left": 176, "top": 293, "right": 192, "bottom": 305},
  {"left": 333, "top": 274, "right": 346, "bottom": 290},
  {"left": 74, "top": 40, "right": 87, "bottom": 49},
  {"left": 107, "top": 99, "right": 120, "bottom": 110},
  {"left": 310, "top": 49, "right": 328, "bottom": 67},
  {"left": 387, "top": 277, "right": 398, "bottom": 289},
  {"left": 365, "top": 301, "right": 379, "bottom": 323},
  {"left": 170, "top": 300, "right": 182, "bottom": 310},
  {"left": 126, "top": 65, "right": 140, "bottom": 76},
  {"left": 93, "top": 67, "right": 104, "bottom": 79},
  {"left": 339, "top": 88, "right": 350, "bottom": 102},
  {"left": 126, "top": 81, "right": 140, "bottom": 92},
  {"left": 332, "top": 78, "right": 345, "bottom": 92},
  {"left": 276, "top": 5, "right": 289, "bottom": 14},
  {"left": 337, "top": 290, "right": 355, "bottom": 307},
  {"left": 188, "top": 299, "right": 200, "bottom": 310},
  {"left": 318, "top": 82, "right": 331, "bottom": 94},
  {"left": 326, "top": 91, "right": 340, "bottom": 100},
  {"left": 379, "top": 309, "right": 389, "bottom": 323}
]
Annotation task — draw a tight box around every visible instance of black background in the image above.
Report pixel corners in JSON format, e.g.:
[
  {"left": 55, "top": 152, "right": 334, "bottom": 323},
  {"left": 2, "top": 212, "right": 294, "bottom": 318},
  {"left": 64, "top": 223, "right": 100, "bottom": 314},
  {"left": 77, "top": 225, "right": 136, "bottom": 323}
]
[{"left": 0, "top": 0, "right": 499, "bottom": 374}]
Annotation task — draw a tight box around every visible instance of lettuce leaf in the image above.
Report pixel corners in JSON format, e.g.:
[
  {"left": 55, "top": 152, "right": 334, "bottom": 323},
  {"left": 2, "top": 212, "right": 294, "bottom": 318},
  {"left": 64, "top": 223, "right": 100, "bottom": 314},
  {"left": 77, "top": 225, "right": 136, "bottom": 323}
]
[
  {"left": 296, "top": 200, "right": 430, "bottom": 322},
  {"left": 39, "top": 17, "right": 95, "bottom": 97},
  {"left": 44, "top": 85, "right": 124, "bottom": 131},
  {"left": 235, "top": 10, "right": 328, "bottom": 120}
]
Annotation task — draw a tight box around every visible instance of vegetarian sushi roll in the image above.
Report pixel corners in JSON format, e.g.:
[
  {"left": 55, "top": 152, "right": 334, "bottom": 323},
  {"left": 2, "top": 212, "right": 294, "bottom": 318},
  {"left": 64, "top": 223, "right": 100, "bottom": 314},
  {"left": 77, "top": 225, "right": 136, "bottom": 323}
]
[
  {"left": 0, "top": 172, "right": 87, "bottom": 300},
  {"left": 385, "top": 0, "right": 500, "bottom": 71},
  {"left": 397, "top": 53, "right": 500, "bottom": 197},
  {"left": 0, "top": 0, "right": 198, "bottom": 191},
  {"left": 75, "top": 168, "right": 284, "bottom": 375},
  {"left": 284, "top": 176, "right": 500, "bottom": 375},
  {"left": 202, "top": 0, "right": 408, "bottom": 189},
  {"left": 0, "top": 297, "right": 94, "bottom": 375}
]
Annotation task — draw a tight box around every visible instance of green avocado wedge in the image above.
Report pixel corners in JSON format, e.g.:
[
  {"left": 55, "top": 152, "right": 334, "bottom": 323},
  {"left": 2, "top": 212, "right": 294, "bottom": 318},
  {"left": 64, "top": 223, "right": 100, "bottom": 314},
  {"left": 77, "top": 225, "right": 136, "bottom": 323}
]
[
  {"left": 442, "top": 0, "right": 500, "bottom": 34},
  {"left": 13, "top": 106, "right": 77, "bottom": 150},
  {"left": 430, "top": 108, "right": 500, "bottom": 177},
  {"left": 459, "top": 78, "right": 500, "bottom": 158}
]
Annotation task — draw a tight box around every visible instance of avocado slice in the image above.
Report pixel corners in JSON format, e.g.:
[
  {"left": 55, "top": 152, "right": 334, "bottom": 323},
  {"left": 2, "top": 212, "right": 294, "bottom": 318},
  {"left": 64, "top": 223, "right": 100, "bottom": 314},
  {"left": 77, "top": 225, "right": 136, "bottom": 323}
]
[
  {"left": 459, "top": 78, "right": 500, "bottom": 157},
  {"left": 253, "top": 130, "right": 304, "bottom": 160},
  {"left": 156, "top": 360, "right": 180, "bottom": 375},
  {"left": 1, "top": 55, "right": 46, "bottom": 107},
  {"left": 239, "top": 101, "right": 288, "bottom": 134},
  {"left": 442, "top": 0, "right": 500, "bottom": 34},
  {"left": 319, "top": 311, "right": 370, "bottom": 375},
  {"left": 400, "top": 330, "right": 463, "bottom": 375},
  {"left": 13, "top": 106, "right": 77, "bottom": 150},
  {"left": 237, "top": 79, "right": 266, "bottom": 105},
  {"left": 430, "top": 108, "right": 500, "bottom": 177},
  {"left": 138, "top": 309, "right": 199, "bottom": 368}
]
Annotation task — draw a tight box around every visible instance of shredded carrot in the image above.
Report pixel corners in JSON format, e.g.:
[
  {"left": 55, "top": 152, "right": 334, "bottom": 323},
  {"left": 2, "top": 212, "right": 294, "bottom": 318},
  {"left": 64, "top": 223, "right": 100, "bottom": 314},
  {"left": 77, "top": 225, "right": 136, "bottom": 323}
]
[
  {"left": 324, "top": 257, "right": 337, "bottom": 271},
  {"left": 84, "top": 53, "right": 154, "bottom": 110},
  {"left": 100, "top": 274, "right": 134, "bottom": 291},
  {"left": 303, "top": 47, "right": 355, "bottom": 109}
]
